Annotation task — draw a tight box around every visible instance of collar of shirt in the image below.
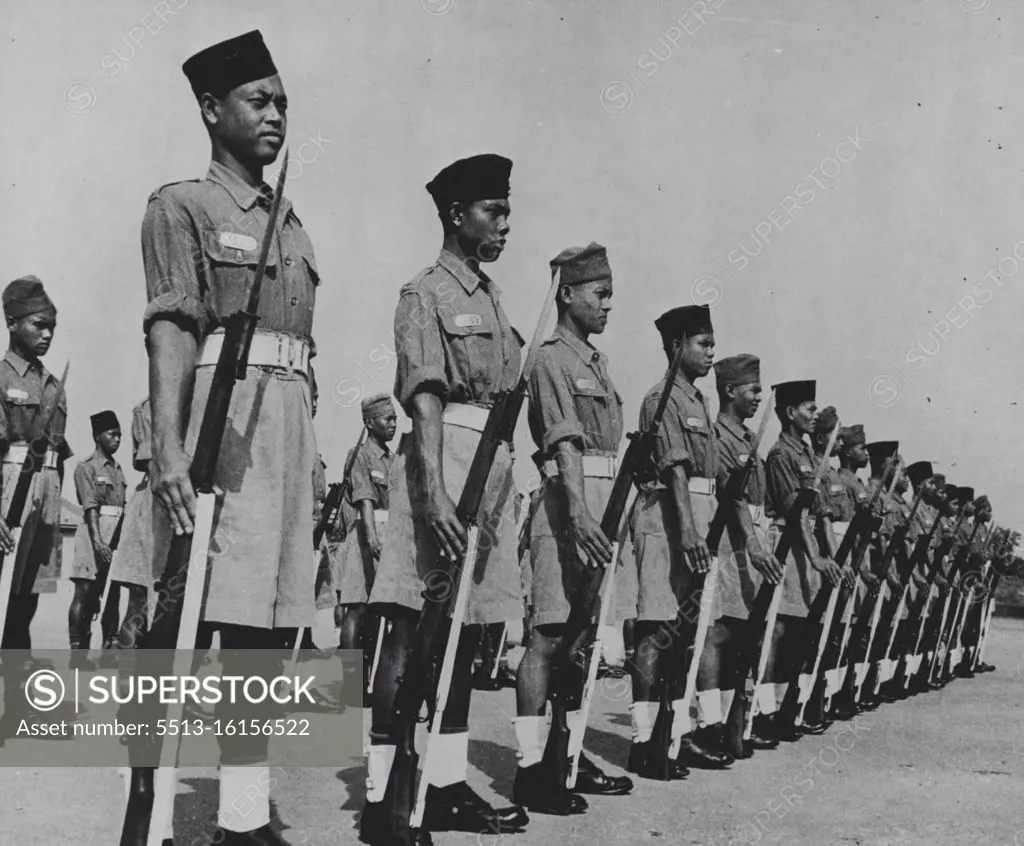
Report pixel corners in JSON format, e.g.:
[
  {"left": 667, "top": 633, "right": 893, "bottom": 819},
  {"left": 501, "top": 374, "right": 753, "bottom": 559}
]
[
  {"left": 716, "top": 412, "right": 751, "bottom": 445},
  {"left": 779, "top": 429, "right": 811, "bottom": 458},
  {"left": 367, "top": 437, "right": 391, "bottom": 461},
  {"left": 206, "top": 160, "right": 294, "bottom": 219},
  {"left": 436, "top": 249, "right": 500, "bottom": 298},
  {"left": 3, "top": 349, "right": 41, "bottom": 378},
  {"left": 551, "top": 324, "right": 605, "bottom": 371},
  {"left": 91, "top": 448, "right": 118, "bottom": 469},
  {"left": 671, "top": 373, "right": 707, "bottom": 407}
]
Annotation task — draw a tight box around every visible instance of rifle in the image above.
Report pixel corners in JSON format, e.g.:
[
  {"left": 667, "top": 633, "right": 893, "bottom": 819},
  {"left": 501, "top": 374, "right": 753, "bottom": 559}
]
[
  {"left": 927, "top": 518, "right": 981, "bottom": 684},
  {"left": 899, "top": 500, "right": 971, "bottom": 690},
  {"left": 887, "top": 504, "right": 945, "bottom": 691},
  {"left": 653, "top": 391, "right": 777, "bottom": 768},
  {"left": 120, "top": 153, "right": 290, "bottom": 846},
  {"left": 542, "top": 341, "right": 688, "bottom": 788},
  {"left": 973, "top": 526, "right": 1006, "bottom": 669},
  {"left": 944, "top": 519, "right": 990, "bottom": 674},
  {"left": 0, "top": 362, "right": 70, "bottom": 644},
  {"left": 739, "top": 421, "right": 840, "bottom": 739},
  {"left": 92, "top": 507, "right": 127, "bottom": 622},
  {"left": 380, "top": 267, "right": 559, "bottom": 841},
  {"left": 867, "top": 485, "right": 928, "bottom": 696},
  {"left": 797, "top": 457, "right": 897, "bottom": 722}
]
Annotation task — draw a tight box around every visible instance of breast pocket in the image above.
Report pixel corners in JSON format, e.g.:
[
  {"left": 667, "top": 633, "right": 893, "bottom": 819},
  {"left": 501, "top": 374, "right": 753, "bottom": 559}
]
[
  {"left": 680, "top": 414, "right": 714, "bottom": 475},
  {"left": 203, "top": 228, "right": 278, "bottom": 308},
  {"left": 440, "top": 309, "right": 496, "bottom": 397},
  {"left": 570, "top": 379, "right": 617, "bottom": 448},
  {"left": 4, "top": 391, "right": 40, "bottom": 441}
]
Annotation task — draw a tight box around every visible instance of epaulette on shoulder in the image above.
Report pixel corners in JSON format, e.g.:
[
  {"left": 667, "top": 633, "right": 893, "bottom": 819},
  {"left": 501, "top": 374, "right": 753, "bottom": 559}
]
[
  {"left": 398, "top": 261, "right": 441, "bottom": 298},
  {"left": 147, "top": 178, "right": 203, "bottom": 204}
]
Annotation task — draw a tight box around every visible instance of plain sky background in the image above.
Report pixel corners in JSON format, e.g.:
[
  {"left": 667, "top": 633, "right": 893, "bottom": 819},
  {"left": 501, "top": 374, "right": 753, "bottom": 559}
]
[{"left": 1, "top": 0, "right": 1021, "bottom": 533}]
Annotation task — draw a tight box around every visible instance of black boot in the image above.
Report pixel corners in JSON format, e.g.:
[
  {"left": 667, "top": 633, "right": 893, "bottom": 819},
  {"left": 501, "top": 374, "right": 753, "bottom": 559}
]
[
  {"left": 572, "top": 752, "right": 632, "bottom": 795},
  {"left": 421, "top": 781, "right": 529, "bottom": 834},
  {"left": 723, "top": 693, "right": 751, "bottom": 759},
  {"left": 627, "top": 740, "right": 688, "bottom": 780},
  {"left": 210, "top": 825, "right": 291, "bottom": 845},
  {"left": 512, "top": 763, "right": 587, "bottom": 814},
  {"left": 679, "top": 728, "right": 734, "bottom": 769},
  {"left": 358, "top": 800, "right": 433, "bottom": 845}
]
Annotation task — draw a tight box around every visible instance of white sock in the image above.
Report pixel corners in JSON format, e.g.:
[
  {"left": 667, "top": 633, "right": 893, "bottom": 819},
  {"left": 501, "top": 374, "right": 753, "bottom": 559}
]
[
  {"left": 629, "top": 701, "right": 659, "bottom": 744},
  {"left": 365, "top": 744, "right": 396, "bottom": 803},
  {"left": 426, "top": 732, "right": 469, "bottom": 788},
  {"left": 756, "top": 683, "right": 778, "bottom": 715},
  {"left": 513, "top": 715, "right": 548, "bottom": 769},
  {"left": 670, "top": 698, "right": 691, "bottom": 741},
  {"left": 218, "top": 764, "right": 271, "bottom": 833},
  {"left": 697, "top": 690, "right": 722, "bottom": 727},
  {"left": 566, "top": 709, "right": 586, "bottom": 758},
  {"left": 720, "top": 689, "right": 735, "bottom": 722},
  {"left": 773, "top": 682, "right": 788, "bottom": 705}
]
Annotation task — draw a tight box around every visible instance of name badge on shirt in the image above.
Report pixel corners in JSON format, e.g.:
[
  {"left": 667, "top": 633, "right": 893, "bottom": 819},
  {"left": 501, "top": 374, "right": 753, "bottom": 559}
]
[
  {"left": 686, "top": 417, "right": 704, "bottom": 428},
  {"left": 857, "top": 492, "right": 868, "bottom": 501},
  {"left": 799, "top": 464, "right": 812, "bottom": 474},
  {"left": 830, "top": 484, "right": 843, "bottom": 493},
  {"left": 575, "top": 378, "right": 597, "bottom": 393},
  {"left": 96, "top": 476, "right": 110, "bottom": 484},
  {"left": 454, "top": 314, "right": 482, "bottom": 328},
  {"left": 6, "top": 389, "right": 27, "bottom": 400},
  {"left": 219, "top": 231, "right": 258, "bottom": 252},
  {"left": 737, "top": 453, "right": 749, "bottom": 463},
  {"left": 370, "top": 470, "right": 386, "bottom": 482}
]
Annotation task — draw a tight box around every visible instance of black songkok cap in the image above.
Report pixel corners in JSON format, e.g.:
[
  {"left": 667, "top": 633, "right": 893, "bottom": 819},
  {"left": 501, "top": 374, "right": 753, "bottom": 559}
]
[
  {"left": 550, "top": 242, "right": 612, "bottom": 286},
  {"left": 182, "top": 30, "right": 278, "bottom": 100},
  {"left": 714, "top": 354, "right": 760, "bottom": 388},
  {"left": 772, "top": 380, "right": 816, "bottom": 411},
  {"left": 866, "top": 441, "right": 899, "bottom": 473},
  {"left": 905, "top": 461, "right": 934, "bottom": 488},
  {"left": 425, "top": 154, "right": 512, "bottom": 211},
  {"left": 839, "top": 424, "right": 866, "bottom": 449},
  {"left": 655, "top": 305, "right": 713, "bottom": 342},
  {"left": 944, "top": 482, "right": 959, "bottom": 501},
  {"left": 957, "top": 486, "right": 975, "bottom": 503},
  {"left": 814, "top": 405, "right": 839, "bottom": 435},
  {"left": 90, "top": 410, "right": 120, "bottom": 436}
]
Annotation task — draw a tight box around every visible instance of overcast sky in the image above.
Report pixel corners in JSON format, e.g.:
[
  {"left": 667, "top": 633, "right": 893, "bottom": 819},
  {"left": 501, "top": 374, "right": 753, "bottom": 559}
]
[{"left": 2, "top": 0, "right": 1021, "bottom": 531}]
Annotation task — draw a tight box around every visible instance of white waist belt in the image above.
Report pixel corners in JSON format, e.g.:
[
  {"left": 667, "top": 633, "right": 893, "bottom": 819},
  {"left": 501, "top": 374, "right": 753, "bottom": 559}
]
[
  {"left": 98, "top": 505, "right": 124, "bottom": 517},
  {"left": 544, "top": 453, "right": 618, "bottom": 479},
  {"left": 4, "top": 443, "right": 58, "bottom": 469},
  {"left": 443, "top": 402, "right": 490, "bottom": 433},
  {"left": 747, "top": 504, "right": 766, "bottom": 527},
  {"left": 197, "top": 329, "right": 311, "bottom": 376},
  {"left": 833, "top": 521, "right": 850, "bottom": 535},
  {"left": 374, "top": 509, "right": 389, "bottom": 524},
  {"left": 689, "top": 477, "right": 716, "bottom": 496}
]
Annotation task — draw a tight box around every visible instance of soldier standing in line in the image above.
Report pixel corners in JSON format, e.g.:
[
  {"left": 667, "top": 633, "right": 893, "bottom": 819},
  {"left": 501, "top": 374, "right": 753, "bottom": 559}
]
[
  {"left": 131, "top": 30, "right": 319, "bottom": 845},
  {"left": 337, "top": 393, "right": 396, "bottom": 686},
  {"left": 67, "top": 410, "right": 126, "bottom": 668},
  {"left": 628, "top": 305, "right": 727, "bottom": 778},
  {"left": 363, "top": 154, "right": 529, "bottom": 842},
  {"left": 0, "top": 276, "right": 68, "bottom": 740},
  {"left": 512, "top": 242, "right": 632, "bottom": 814},
  {"left": 705, "top": 353, "right": 782, "bottom": 758},
  {"left": 760, "top": 380, "right": 842, "bottom": 741}
]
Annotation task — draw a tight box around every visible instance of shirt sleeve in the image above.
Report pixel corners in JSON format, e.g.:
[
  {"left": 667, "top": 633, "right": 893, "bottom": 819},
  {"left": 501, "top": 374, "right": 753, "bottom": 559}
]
[
  {"left": 528, "top": 348, "right": 585, "bottom": 457},
  {"left": 75, "top": 462, "right": 98, "bottom": 512},
  {"left": 141, "top": 195, "right": 217, "bottom": 340},
  {"left": 765, "top": 448, "right": 801, "bottom": 516},
  {"left": 713, "top": 429, "right": 745, "bottom": 501},
  {"left": 643, "top": 391, "right": 691, "bottom": 477},
  {"left": 349, "top": 448, "right": 379, "bottom": 507},
  {"left": 132, "top": 403, "right": 152, "bottom": 468},
  {"left": 393, "top": 286, "right": 448, "bottom": 410}
]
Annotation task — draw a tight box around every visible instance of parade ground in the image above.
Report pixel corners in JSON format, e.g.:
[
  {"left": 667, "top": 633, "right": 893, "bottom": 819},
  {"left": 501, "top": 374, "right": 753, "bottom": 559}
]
[{"left": 0, "top": 584, "right": 1020, "bottom": 846}]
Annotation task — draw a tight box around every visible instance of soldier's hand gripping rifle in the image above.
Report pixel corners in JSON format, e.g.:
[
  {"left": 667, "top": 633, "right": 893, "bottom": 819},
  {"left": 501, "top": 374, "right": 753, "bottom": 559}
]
[
  {"left": 738, "top": 421, "right": 840, "bottom": 740},
  {"left": 648, "top": 391, "right": 777, "bottom": 773},
  {"left": 119, "top": 153, "right": 289, "bottom": 846},
  {"left": 541, "top": 341, "right": 688, "bottom": 790},
  {"left": 793, "top": 456, "right": 897, "bottom": 724},
  {"left": 93, "top": 507, "right": 127, "bottom": 623},
  {"left": 0, "top": 362, "right": 69, "bottom": 647},
  {"left": 867, "top": 485, "right": 928, "bottom": 696},
  {"left": 379, "top": 269, "right": 560, "bottom": 843}
]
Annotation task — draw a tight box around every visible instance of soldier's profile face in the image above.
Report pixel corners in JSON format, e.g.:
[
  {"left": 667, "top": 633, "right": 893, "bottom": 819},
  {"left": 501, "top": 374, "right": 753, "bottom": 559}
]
[
  {"left": 848, "top": 442, "right": 869, "bottom": 468},
  {"left": 207, "top": 75, "right": 287, "bottom": 166},
  {"left": 679, "top": 331, "right": 714, "bottom": 378},
  {"left": 565, "top": 279, "right": 613, "bottom": 335},
  {"left": 733, "top": 382, "right": 761, "bottom": 419},
  {"left": 8, "top": 310, "right": 55, "bottom": 358},
  {"left": 369, "top": 411, "right": 398, "bottom": 442},
  {"left": 456, "top": 198, "right": 510, "bottom": 263},
  {"left": 791, "top": 400, "right": 816, "bottom": 435}
]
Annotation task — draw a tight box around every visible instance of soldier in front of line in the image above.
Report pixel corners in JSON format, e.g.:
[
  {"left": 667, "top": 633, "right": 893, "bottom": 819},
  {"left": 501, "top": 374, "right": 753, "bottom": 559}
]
[{"left": 67, "top": 409, "right": 126, "bottom": 668}]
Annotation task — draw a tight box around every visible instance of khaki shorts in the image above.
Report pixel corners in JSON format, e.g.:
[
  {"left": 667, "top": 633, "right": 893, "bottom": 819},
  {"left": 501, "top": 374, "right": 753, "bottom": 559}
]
[
  {"left": 108, "top": 478, "right": 157, "bottom": 588},
  {"left": 4, "top": 463, "right": 62, "bottom": 595}
]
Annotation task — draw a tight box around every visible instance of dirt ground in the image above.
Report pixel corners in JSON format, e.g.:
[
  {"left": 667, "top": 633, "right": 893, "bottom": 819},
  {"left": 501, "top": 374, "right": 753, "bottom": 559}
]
[{"left": 1, "top": 583, "right": 1021, "bottom": 846}]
